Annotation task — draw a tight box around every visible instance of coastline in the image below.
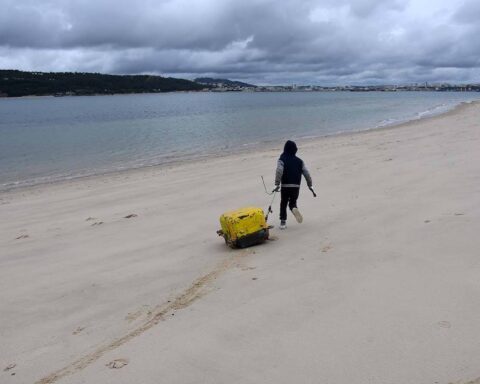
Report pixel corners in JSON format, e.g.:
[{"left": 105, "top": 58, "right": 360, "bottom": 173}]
[
  {"left": 2, "top": 98, "right": 479, "bottom": 194},
  {"left": 0, "top": 90, "right": 205, "bottom": 99},
  {"left": 1, "top": 99, "right": 480, "bottom": 383}
]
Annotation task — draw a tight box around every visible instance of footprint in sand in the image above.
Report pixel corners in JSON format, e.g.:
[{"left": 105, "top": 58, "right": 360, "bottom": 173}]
[
  {"left": 86, "top": 217, "right": 104, "bottom": 226},
  {"left": 106, "top": 358, "right": 129, "bottom": 369},
  {"left": 72, "top": 326, "right": 85, "bottom": 335},
  {"left": 321, "top": 244, "right": 333, "bottom": 253},
  {"left": 437, "top": 320, "right": 451, "bottom": 329},
  {"left": 124, "top": 214, "right": 138, "bottom": 219},
  {"left": 4, "top": 363, "right": 16, "bottom": 372}
]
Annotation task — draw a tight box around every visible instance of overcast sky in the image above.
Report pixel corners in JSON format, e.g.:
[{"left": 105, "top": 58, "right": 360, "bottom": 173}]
[{"left": 1, "top": 0, "right": 479, "bottom": 85}]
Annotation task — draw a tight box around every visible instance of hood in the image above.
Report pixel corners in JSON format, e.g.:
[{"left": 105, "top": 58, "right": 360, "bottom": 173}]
[{"left": 283, "top": 140, "right": 297, "bottom": 155}]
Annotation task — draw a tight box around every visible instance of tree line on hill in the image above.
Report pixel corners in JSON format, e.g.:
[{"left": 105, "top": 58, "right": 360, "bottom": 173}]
[{"left": 0, "top": 70, "right": 208, "bottom": 97}]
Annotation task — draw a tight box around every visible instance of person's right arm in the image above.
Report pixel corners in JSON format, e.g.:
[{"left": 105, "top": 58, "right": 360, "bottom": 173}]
[{"left": 275, "top": 159, "right": 284, "bottom": 186}]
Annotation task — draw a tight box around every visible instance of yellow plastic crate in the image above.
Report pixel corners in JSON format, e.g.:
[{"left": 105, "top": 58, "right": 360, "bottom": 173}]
[{"left": 217, "top": 206, "right": 270, "bottom": 248}]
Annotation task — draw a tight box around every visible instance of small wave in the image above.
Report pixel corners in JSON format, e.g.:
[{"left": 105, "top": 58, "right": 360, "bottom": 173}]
[
  {"left": 241, "top": 141, "right": 261, "bottom": 147},
  {"left": 0, "top": 150, "right": 224, "bottom": 192},
  {"left": 416, "top": 103, "right": 451, "bottom": 118},
  {"left": 1, "top": 170, "right": 100, "bottom": 191},
  {"left": 374, "top": 101, "right": 462, "bottom": 129},
  {"left": 376, "top": 118, "right": 399, "bottom": 128}
]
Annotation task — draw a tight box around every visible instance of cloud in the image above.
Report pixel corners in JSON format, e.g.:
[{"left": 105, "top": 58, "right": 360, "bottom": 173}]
[
  {"left": 0, "top": 0, "right": 479, "bottom": 84},
  {"left": 454, "top": 0, "right": 480, "bottom": 24}
]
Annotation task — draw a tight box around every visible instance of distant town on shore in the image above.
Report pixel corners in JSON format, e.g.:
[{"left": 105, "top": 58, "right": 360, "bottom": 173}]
[{"left": 1, "top": 70, "right": 479, "bottom": 98}]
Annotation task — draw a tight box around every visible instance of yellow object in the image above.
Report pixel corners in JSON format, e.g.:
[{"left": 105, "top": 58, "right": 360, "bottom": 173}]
[{"left": 217, "top": 206, "right": 270, "bottom": 248}]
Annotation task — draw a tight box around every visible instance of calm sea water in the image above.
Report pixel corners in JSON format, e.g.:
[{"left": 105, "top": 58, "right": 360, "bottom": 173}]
[{"left": 0, "top": 91, "right": 478, "bottom": 190}]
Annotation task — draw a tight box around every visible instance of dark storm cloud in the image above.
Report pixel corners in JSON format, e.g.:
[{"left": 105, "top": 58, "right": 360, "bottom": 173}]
[{"left": 1, "top": 0, "right": 479, "bottom": 84}]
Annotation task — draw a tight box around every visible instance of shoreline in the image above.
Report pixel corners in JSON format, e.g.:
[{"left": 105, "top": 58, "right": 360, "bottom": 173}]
[
  {"left": 2, "top": 98, "right": 479, "bottom": 195},
  {"left": 0, "top": 90, "right": 206, "bottom": 100}
]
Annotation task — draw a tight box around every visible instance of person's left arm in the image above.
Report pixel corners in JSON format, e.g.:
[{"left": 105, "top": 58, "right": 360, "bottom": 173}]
[{"left": 302, "top": 162, "right": 313, "bottom": 187}]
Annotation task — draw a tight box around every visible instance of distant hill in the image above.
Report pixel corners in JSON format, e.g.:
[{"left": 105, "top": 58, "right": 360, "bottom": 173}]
[
  {"left": 0, "top": 70, "right": 208, "bottom": 97},
  {"left": 194, "top": 77, "right": 256, "bottom": 88}
]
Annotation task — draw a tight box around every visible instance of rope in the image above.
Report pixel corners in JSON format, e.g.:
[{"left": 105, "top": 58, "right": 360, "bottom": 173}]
[{"left": 261, "top": 176, "right": 275, "bottom": 195}]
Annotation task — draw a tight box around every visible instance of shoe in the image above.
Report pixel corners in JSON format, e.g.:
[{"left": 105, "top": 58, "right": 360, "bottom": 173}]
[
  {"left": 279, "top": 220, "right": 287, "bottom": 230},
  {"left": 292, "top": 208, "right": 303, "bottom": 223}
]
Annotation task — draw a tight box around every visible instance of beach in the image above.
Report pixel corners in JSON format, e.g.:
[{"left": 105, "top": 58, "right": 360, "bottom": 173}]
[{"left": 1, "top": 101, "right": 480, "bottom": 383}]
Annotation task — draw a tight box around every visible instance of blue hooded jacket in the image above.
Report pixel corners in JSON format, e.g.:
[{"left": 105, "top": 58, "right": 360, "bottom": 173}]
[{"left": 275, "top": 140, "right": 312, "bottom": 187}]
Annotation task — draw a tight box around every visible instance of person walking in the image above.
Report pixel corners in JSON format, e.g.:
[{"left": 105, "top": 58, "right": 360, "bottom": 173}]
[{"left": 274, "top": 140, "right": 313, "bottom": 230}]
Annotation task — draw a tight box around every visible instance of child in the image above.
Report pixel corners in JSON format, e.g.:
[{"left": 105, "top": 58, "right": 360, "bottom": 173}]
[{"left": 274, "top": 140, "right": 313, "bottom": 229}]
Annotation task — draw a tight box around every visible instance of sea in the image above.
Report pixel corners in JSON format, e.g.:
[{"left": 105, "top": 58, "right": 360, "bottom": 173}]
[{"left": 0, "top": 91, "right": 479, "bottom": 191}]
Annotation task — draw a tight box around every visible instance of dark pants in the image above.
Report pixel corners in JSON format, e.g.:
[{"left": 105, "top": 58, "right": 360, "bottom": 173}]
[{"left": 280, "top": 187, "right": 300, "bottom": 221}]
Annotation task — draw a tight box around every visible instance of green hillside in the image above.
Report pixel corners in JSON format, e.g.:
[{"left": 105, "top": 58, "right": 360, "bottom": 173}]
[{"left": 0, "top": 70, "right": 207, "bottom": 97}]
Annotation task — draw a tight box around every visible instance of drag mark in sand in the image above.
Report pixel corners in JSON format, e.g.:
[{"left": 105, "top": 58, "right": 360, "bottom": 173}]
[
  {"left": 36, "top": 252, "right": 244, "bottom": 384},
  {"left": 449, "top": 378, "right": 480, "bottom": 384}
]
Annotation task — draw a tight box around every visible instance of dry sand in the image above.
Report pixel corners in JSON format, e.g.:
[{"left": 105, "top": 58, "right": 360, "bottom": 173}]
[{"left": 1, "top": 101, "right": 480, "bottom": 384}]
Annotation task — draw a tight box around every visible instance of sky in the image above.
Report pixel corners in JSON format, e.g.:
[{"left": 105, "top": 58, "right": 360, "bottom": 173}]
[{"left": 1, "top": 0, "right": 479, "bottom": 85}]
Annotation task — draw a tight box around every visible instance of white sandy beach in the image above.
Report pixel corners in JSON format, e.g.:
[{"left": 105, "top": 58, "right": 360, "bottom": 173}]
[{"left": 1, "top": 101, "right": 480, "bottom": 384}]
